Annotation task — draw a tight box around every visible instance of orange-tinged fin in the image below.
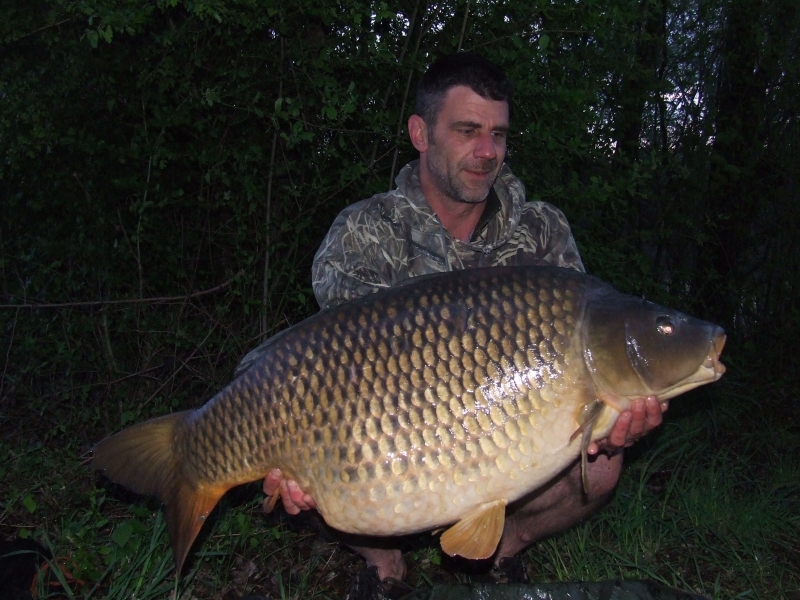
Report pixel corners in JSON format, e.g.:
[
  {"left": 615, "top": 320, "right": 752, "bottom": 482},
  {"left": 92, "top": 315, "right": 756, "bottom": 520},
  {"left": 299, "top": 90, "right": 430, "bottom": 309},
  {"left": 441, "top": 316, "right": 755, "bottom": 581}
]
[
  {"left": 91, "top": 411, "right": 229, "bottom": 573},
  {"left": 263, "top": 487, "right": 281, "bottom": 514},
  {"left": 439, "top": 499, "right": 507, "bottom": 560},
  {"left": 165, "top": 481, "right": 227, "bottom": 572}
]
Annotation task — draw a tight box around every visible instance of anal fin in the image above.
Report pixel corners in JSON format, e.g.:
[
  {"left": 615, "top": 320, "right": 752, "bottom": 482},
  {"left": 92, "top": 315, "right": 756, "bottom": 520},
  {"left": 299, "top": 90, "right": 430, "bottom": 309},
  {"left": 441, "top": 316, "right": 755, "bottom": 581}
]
[
  {"left": 439, "top": 499, "right": 507, "bottom": 560},
  {"left": 165, "top": 482, "right": 229, "bottom": 573}
]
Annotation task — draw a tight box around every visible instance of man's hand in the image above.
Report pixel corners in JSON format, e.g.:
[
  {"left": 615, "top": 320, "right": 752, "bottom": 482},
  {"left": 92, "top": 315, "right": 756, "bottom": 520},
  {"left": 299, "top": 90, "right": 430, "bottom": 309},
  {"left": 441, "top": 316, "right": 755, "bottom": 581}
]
[
  {"left": 587, "top": 396, "right": 667, "bottom": 455},
  {"left": 263, "top": 469, "right": 317, "bottom": 515}
]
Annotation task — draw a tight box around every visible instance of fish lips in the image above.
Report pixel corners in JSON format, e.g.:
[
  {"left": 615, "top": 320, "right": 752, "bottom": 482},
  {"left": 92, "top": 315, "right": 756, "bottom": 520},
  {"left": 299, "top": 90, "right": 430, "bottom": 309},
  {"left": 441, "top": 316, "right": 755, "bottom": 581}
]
[{"left": 656, "top": 331, "right": 726, "bottom": 400}]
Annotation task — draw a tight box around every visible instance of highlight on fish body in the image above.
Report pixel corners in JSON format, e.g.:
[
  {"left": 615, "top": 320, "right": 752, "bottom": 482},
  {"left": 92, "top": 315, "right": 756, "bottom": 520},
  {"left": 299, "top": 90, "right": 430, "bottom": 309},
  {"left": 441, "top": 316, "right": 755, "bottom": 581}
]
[{"left": 91, "top": 265, "right": 726, "bottom": 573}]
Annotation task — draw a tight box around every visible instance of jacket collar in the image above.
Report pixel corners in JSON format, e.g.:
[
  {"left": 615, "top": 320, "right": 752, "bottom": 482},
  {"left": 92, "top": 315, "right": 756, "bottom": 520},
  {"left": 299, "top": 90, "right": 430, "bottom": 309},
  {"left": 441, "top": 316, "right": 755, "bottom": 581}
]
[{"left": 394, "top": 160, "right": 524, "bottom": 251}]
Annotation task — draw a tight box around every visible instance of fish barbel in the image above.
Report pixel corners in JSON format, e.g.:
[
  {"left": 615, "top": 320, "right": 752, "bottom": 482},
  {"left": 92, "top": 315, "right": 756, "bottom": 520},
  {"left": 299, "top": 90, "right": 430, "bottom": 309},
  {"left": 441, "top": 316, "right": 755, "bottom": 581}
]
[{"left": 92, "top": 266, "right": 726, "bottom": 571}]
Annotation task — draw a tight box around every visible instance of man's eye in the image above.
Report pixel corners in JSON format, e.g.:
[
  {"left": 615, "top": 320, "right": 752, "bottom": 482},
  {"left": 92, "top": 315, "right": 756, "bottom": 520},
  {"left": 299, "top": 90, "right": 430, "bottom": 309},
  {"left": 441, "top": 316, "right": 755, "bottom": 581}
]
[{"left": 459, "top": 129, "right": 475, "bottom": 136}]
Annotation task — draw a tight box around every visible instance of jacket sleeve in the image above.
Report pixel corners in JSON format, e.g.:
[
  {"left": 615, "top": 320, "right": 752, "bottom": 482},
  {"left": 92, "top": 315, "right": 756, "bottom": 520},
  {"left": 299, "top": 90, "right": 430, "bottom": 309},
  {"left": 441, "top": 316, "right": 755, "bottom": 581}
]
[
  {"left": 312, "top": 201, "right": 408, "bottom": 310},
  {"left": 520, "top": 201, "right": 586, "bottom": 273}
]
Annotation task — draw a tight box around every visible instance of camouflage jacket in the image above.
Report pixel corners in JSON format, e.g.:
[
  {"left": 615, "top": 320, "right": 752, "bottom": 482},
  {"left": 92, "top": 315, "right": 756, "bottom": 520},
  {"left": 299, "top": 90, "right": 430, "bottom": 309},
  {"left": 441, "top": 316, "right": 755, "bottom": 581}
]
[{"left": 312, "top": 160, "right": 584, "bottom": 310}]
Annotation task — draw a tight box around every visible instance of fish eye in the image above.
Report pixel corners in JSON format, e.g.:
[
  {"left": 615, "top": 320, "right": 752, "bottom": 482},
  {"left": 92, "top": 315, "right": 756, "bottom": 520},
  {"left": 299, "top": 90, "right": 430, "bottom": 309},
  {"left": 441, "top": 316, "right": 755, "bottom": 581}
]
[{"left": 656, "top": 316, "right": 675, "bottom": 336}]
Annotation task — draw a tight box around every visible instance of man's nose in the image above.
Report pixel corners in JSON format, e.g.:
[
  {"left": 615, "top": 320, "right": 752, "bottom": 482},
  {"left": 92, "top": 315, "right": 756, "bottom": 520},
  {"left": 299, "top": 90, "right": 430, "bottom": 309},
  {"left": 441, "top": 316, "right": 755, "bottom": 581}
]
[{"left": 474, "top": 131, "right": 498, "bottom": 160}]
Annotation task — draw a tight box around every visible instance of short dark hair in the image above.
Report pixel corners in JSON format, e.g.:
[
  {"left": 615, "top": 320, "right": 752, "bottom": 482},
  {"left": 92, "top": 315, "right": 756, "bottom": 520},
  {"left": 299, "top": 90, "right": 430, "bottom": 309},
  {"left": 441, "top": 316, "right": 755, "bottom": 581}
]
[{"left": 415, "top": 52, "right": 514, "bottom": 127}]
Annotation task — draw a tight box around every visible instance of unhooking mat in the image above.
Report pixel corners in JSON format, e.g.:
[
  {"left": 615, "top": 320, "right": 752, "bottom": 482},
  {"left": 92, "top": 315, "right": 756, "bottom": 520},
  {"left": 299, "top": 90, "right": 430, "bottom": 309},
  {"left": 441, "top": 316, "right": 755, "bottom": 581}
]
[{"left": 399, "top": 580, "right": 709, "bottom": 600}]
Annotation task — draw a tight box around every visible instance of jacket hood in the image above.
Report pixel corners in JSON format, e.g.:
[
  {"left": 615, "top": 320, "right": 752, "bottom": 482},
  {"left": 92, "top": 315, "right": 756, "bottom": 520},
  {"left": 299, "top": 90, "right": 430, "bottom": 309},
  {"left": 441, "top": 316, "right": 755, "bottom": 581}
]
[{"left": 394, "top": 161, "right": 525, "bottom": 252}]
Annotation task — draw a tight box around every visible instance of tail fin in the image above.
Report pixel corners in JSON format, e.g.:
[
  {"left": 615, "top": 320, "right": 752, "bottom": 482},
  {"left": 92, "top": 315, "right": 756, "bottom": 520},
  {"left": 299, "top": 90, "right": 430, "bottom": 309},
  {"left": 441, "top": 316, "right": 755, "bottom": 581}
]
[{"left": 91, "top": 411, "right": 227, "bottom": 573}]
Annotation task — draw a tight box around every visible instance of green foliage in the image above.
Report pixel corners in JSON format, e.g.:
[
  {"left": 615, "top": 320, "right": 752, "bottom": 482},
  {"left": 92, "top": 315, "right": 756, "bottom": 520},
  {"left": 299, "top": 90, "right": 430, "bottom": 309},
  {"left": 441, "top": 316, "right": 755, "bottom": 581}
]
[{"left": 524, "top": 379, "right": 800, "bottom": 598}]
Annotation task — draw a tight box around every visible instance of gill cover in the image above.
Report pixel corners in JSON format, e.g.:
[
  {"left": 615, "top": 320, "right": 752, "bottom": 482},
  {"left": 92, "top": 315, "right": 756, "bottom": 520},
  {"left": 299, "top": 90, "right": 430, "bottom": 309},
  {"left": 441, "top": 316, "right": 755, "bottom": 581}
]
[{"left": 582, "top": 290, "right": 724, "bottom": 400}]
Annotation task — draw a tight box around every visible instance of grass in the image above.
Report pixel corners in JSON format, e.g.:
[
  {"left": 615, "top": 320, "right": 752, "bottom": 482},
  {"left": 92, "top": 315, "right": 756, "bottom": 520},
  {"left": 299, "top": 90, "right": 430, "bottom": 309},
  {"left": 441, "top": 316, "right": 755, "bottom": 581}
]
[
  {"left": 2, "top": 347, "right": 798, "bottom": 599},
  {"left": 526, "top": 428, "right": 799, "bottom": 597}
]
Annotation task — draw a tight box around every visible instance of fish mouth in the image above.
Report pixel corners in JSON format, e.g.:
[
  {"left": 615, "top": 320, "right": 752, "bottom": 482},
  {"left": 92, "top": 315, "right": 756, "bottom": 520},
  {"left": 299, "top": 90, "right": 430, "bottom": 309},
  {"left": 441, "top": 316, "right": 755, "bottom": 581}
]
[
  {"left": 659, "top": 331, "right": 727, "bottom": 401},
  {"left": 706, "top": 332, "right": 727, "bottom": 377}
]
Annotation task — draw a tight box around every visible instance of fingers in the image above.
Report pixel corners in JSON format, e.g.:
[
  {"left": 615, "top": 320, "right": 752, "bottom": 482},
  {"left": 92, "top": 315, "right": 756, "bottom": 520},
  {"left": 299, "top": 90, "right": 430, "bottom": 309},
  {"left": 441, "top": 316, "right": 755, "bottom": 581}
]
[
  {"left": 263, "top": 469, "right": 283, "bottom": 496},
  {"left": 627, "top": 398, "right": 648, "bottom": 440},
  {"left": 589, "top": 409, "right": 632, "bottom": 454},
  {"left": 263, "top": 470, "right": 317, "bottom": 516},
  {"left": 659, "top": 398, "right": 669, "bottom": 414},
  {"left": 607, "top": 409, "right": 633, "bottom": 449},
  {"left": 279, "top": 480, "right": 301, "bottom": 515},
  {"left": 594, "top": 396, "right": 668, "bottom": 453},
  {"left": 637, "top": 396, "right": 666, "bottom": 437},
  {"left": 283, "top": 480, "right": 317, "bottom": 512}
]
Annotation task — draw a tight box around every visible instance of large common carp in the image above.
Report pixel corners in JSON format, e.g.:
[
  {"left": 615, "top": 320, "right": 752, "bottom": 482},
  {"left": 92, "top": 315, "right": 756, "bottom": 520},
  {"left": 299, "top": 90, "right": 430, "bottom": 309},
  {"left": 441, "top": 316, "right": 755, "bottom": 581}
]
[{"left": 92, "top": 266, "right": 725, "bottom": 571}]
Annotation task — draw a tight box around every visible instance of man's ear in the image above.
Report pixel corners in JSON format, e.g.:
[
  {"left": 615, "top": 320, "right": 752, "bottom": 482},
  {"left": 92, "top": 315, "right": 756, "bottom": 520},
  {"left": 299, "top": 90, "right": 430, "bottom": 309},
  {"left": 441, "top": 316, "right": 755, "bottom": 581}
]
[{"left": 408, "top": 115, "right": 429, "bottom": 152}]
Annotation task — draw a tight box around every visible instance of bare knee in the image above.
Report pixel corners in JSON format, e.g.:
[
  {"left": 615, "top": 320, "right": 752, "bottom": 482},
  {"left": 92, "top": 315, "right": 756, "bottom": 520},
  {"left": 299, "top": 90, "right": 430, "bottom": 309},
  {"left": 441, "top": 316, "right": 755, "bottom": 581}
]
[
  {"left": 494, "top": 453, "right": 623, "bottom": 563},
  {"left": 584, "top": 451, "right": 623, "bottom": 499}
]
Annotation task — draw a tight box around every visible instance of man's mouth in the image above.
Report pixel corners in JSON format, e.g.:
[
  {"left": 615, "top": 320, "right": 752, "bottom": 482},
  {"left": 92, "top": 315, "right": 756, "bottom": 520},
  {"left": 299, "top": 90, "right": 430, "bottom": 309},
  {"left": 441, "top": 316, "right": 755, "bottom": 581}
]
[
  {"left": 463, "top": 161, "right": 497, "bottom": 178},
  {"left": 464, "top": 167, "right": 494, "bottom": 179}
]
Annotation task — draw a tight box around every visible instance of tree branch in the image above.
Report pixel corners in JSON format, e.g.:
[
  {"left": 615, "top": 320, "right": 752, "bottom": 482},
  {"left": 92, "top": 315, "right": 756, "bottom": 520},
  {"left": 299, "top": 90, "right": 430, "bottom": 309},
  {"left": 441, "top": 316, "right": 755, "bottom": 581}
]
[{"left": 0, "top": 273, "right": 242, "bottom": 310}]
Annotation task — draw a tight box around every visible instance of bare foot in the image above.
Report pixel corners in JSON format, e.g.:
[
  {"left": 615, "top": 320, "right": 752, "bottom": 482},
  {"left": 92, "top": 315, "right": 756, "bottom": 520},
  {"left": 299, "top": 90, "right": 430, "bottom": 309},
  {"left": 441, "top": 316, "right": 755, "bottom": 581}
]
[{"left": 347, "top": 545, "right": 406, "bottom": 582}]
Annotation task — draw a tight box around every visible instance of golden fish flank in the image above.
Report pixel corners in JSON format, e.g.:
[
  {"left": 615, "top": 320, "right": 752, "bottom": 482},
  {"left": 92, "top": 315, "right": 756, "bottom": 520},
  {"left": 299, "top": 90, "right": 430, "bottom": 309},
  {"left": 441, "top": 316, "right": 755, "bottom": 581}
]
[{"left": 91, "top": 265, "right": 726, "bottom": 573}]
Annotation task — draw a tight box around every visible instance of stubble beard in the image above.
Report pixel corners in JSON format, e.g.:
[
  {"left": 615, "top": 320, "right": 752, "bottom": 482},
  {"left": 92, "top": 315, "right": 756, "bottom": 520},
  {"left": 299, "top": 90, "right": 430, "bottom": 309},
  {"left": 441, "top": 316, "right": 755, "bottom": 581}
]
[{"left": 425, "top": 139, "right": 498, "bottom": 205}]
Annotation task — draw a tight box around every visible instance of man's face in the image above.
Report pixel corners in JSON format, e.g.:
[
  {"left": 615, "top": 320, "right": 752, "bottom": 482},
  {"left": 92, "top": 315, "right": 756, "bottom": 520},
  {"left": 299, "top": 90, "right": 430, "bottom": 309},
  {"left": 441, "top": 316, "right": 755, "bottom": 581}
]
[{"left": 421, "top": 86, "right": 509, "bottom": 204}]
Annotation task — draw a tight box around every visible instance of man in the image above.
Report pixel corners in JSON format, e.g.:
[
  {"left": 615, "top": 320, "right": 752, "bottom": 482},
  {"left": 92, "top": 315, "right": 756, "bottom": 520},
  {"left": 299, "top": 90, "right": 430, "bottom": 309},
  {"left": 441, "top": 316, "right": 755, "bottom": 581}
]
[{"left": 260, "top": 52, "right": 665, "bottom": 585}]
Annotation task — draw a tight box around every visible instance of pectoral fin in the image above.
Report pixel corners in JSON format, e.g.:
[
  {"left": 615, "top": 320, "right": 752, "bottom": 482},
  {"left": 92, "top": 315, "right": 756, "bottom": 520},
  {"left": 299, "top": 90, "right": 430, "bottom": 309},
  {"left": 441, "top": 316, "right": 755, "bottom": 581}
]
[
  {"left": 570, "top": 400, "right": 605, "bottom": 494},
  {"left": 263, "top": 487, "right": 281, "bottom": 513},
  {"left": 439, "top": 499, "right": 507, "bottom": 560}
]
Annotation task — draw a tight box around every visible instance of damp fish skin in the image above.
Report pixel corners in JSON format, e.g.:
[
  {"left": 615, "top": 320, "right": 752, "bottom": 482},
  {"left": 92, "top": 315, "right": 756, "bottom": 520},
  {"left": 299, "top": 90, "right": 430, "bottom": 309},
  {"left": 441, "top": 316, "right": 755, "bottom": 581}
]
[{"left": 91, "top": 266, "right": 726, "bottom": 571}]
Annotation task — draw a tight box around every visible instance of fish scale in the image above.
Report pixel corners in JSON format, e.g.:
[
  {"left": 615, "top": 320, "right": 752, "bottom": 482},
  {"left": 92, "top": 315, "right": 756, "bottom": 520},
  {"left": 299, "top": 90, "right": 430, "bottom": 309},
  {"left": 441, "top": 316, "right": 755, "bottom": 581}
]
[
  {"left": 190, "top": 268, "right": 587, "bottom": 531},
  {"left": 92, "top": 265, "right": 726, "bottom": 572}
]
